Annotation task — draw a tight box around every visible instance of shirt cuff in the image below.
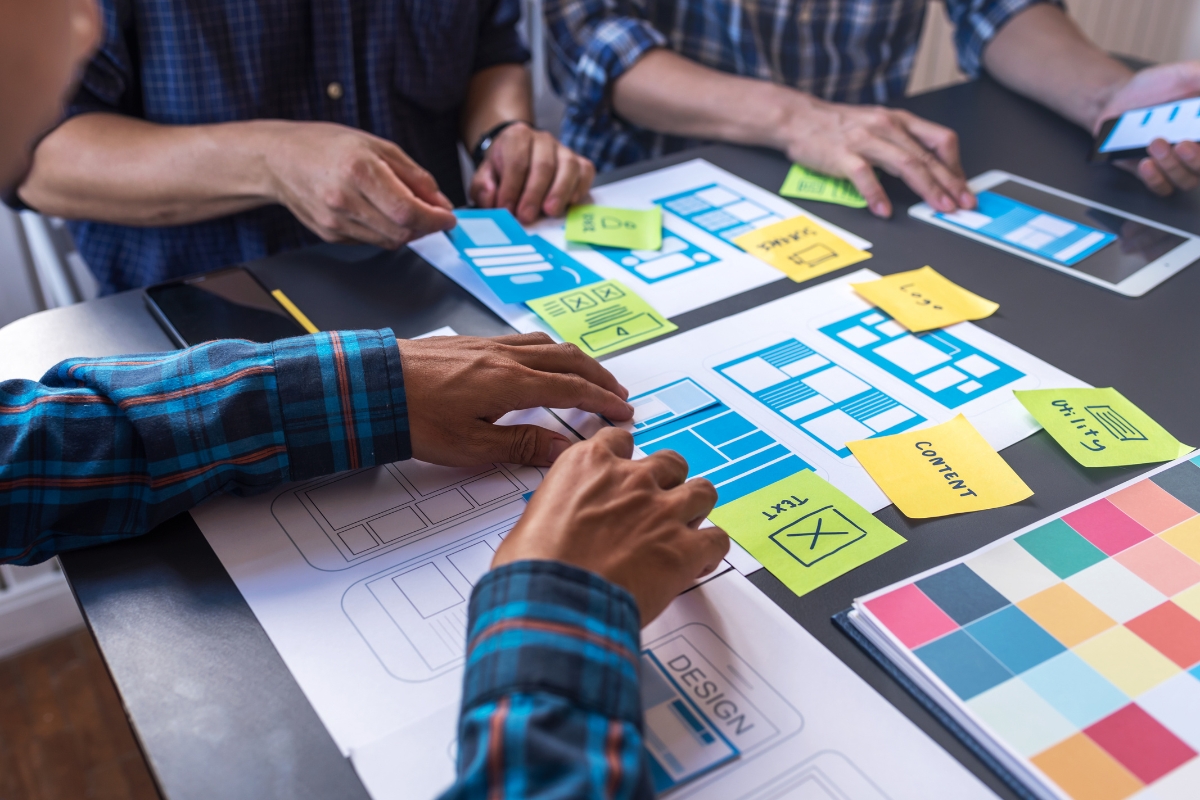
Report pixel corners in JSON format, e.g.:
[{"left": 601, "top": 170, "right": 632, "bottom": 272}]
[
  {"left": 462, "top": 560, "right": 643, "bottom": 725},
  {"left": 951, "top": 0, "right": 1064, "bottom": 76},
  {"left": 273, "top": 328, "right": 411, "bottom": 481}
]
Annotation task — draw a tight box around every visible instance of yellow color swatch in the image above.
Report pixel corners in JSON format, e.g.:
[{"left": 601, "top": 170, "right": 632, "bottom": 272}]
[
  {"left": 733, "top": 215, "right": 871, "bottom": 283},
  {"left": 1074, "top": 626, "right": 1179, "bottom": 696},
  {"left": 1172, "top": 583, "right": 1200, "bottom": 620},
  {"left": 1161, "top": 515, "right": 1200, "bottom": 563},
  {"left": 1018, "top": 583, "right": 1115, "bottom": 648},
  {"left": 1032, "top": 734, "right": 1143, "bottom": 800},
  {"left": 851, "top": 266, "right": 998, "bottom": 332},
  {"left": 847, "top": 415, "right": 1032, "bottom": 518}
]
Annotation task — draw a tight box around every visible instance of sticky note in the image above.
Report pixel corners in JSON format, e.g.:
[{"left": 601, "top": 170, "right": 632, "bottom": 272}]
[
  {"left": 709, "top": 470, "right": 905, "bottom": 597},
  {"left": 779, "top": 164, "right": 868, "bottom": 208},
  {"left": 1014, "top": 388, "right": 1193, "bottom": 468},
  {"left": 848, "top": 415, "right": 1033, "bottom": 518},
  {"left": 526, "top": 279, "right": 677, "bottom": 357},
  {"left": 851, "top": 266, "right": 999, "bottom": 333},
  {"left": 565, "top": 205, "right": 662, "bottom": 251},
  {"left": 447, "top": 209, "right": 602, "bottom": 304},
  {"left": 733, "top": 215, "right": 872, "bottom": 283}
]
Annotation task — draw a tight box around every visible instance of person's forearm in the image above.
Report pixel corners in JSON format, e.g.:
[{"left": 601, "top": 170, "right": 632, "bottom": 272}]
[
  {"left": 461, "top": 64, "right": 535, "bottom": 152},
  {"left": 983, "top": 4, "right": 1132, "bottom": 131},
  {"left": 18, "top": 114, "right": 290, "bottom": 224},
  {"left": 0, "top": 330, "right": 410, "bottom": 565},
  {"left": 611, "top": 49, "right": 807, "bottom": 150}
]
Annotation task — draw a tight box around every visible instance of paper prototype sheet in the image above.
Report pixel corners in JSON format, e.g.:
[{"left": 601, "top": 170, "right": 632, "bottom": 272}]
[
  {"left": 352, "top": 570, "right": 999, "bottom": 800},
  {"left": 848, "top": 415, "right": 1034, "bottom": 518},
  {"left": 1014, "top": 387, "right": 1193, "bottom": 467},
  {"left": 599, "top": 269, "right": 1086, "bottom": 520},
  {"left": 852, "top": 267, "right": 999, "bottom": 333},
  {"left": 409, "top": 159, "right": 873, "bottom": 335},
  {"left": 708, "top": 470, "right": 905, "bottom": 597}
]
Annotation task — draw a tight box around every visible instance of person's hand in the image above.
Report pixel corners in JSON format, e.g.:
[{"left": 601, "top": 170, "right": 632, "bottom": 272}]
[
  {"left": 397, "top": 332, "right": 632, "bottom": 468},
  {"left": 263, "top": 121, "right": 458, "bottom": 249},
  {"left": 492, "top": 427, "right": 729, "bottom": 623},
  {"left": 469, "top": 122, "right": 595, "bottom": 224},
  {"left": 780, "top": 97, "right": 973, "bottom": 218},
  {"left": 1095, "top": 62, "right": 1200, "bottom": 196}
]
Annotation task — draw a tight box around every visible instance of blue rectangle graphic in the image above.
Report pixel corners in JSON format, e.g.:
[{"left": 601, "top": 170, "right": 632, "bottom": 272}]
[
  {"left": 935, "top": 191, "right": 1116, "bottom": 266},
  {"left": 714, "top": 339, "right": 924, "bottom": 458},
  {"left": 447, "top": 209, "right": 600, "bottom": 303},
  {"left": 818, "top": 311, "right": 1024, "bottom": 409},
  {"left": 626, "top": 378, "right": 811, "bottom": 506}
]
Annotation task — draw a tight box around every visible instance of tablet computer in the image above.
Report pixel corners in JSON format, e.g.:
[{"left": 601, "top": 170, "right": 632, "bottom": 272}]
[{"left": 908, "top": 170, "right": 1200, "bottom": 297}]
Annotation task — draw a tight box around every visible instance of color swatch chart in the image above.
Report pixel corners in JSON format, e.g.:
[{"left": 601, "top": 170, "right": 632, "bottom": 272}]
[
  {"left": 714, "top": 338, "right": 924, "bottom": 458},
  {"left": 859, "top": 457, "right": 1200, "bottom": 800},
  {"left": 628, "top": 378, "right": 811, "bottom": 506},
  {"left": 820, "top": 309, "right": 1024, "bottom": 408}
]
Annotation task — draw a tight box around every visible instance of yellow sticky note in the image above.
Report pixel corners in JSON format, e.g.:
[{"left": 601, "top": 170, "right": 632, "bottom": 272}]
[
  {"left": 851, "top": 267, "right": 998, "bottom": 333},
  {"left": 526, "top": 279, "right": 676, "bottom": 357},
  {"left": 733, "top": 215, "right": 872, "bottom": 283},
  {"left": 847, "top": 415, "right": 1032, "bottom": 518}
]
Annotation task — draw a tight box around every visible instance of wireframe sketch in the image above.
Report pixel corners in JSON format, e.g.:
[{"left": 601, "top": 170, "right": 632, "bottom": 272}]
[{"left": 272, "top": 459, "right": 548, "bottom": 571}]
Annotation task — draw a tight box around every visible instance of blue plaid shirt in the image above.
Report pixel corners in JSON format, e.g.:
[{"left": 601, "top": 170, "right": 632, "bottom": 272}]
[
  {"left": 57, "top": 0, "right": 528, "bottom": 294},
  {"left": 441, "top": 560, "right": 652, "bottom": 800},
  {"left": 545, "top": 0, "right": 1062, "bottom": 170},
  {"left": 0, "top": 329, "right": 410, "bottom": 565}
]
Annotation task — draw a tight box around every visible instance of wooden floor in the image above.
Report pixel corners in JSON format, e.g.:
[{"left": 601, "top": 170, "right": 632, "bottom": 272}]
[{"left": 0, "top": 630, "right": 160, "bottom": 800}]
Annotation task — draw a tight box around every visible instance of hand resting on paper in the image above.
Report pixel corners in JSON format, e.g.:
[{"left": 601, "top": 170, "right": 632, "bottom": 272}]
[
  {"left": 398, "top": 332, "right": 632, "bottom": 468},
  {"left": 491, "top": 427, "right": 730, "bottom": 623}
]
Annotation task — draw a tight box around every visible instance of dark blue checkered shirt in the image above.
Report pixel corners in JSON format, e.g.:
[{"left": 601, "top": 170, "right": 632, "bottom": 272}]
[
  {"left": 546, "top": 0, "right": 1062, "bottom": 170},
  {"left": 60, "top": 0, "right": 528, "bottom": 294}
]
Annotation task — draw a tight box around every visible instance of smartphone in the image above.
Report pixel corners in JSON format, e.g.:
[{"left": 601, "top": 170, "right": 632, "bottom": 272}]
[
  {"left": 909, "top": 170, "right": 1200, "bottom": 296},
  {"left": 145, "top": 266, "right": 308, "bottom": 347},
  {"left": 1091, "top": 98, "right": 1200, "bottom": 162}
]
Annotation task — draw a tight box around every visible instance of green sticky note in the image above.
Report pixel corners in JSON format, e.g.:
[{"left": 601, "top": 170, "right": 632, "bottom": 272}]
[
  {"left": 565, "top": 205, "right": 663, "bottom": 250},
  {"left": 708, "top": 470, "right": 905, "bottom": 598},
  {"left": 1014, "top": 388, "right": 1193, "bottom": 468},
  {"left": 779, "top": 164, "right": 868, "bottom": 208},
  {"left": 526, "top": 279, "right": 677, "bottom": 357}
]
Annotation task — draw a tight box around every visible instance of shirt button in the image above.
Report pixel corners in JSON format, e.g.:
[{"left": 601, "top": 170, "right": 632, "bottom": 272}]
[{"left": 326, "top": 82, "right": 344, "bottom": 100}]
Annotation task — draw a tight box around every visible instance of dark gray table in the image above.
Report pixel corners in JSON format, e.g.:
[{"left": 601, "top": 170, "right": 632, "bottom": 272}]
[{"left": 7, "top": 73, "right": 1200, "bottom": 800}]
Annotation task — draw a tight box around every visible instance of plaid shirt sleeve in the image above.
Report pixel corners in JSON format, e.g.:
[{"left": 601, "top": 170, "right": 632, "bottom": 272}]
[
  {"left": 943, "top": 0, "right": 1065, "bottom": 77},
  {"left": 544, "top": 0, "right": 667, "bottom": 169},
  {"left": 439, "top": 560, "right": 653, "bottom": 800},
  {"left": 0, "top": 329, "right": 409, "bottom": 565}
]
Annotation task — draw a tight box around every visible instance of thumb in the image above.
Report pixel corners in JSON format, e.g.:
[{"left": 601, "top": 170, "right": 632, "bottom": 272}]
[{"left": 475, "top": 422, "right": 574, "bottom": 467}]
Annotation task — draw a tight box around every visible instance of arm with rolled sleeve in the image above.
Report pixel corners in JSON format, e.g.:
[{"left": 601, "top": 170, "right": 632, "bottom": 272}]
[
  {"left": 0, "top": 329, "right": 409, "bottom": 565},
  {"left": 543, "top": 0, "right": 667, "bottom": 168},
  {"left": 439, "top": 560, "right": 654, "bottom": 800},
  {"left": 943, "top": 0, "right": 1065, "bottom": 76}
]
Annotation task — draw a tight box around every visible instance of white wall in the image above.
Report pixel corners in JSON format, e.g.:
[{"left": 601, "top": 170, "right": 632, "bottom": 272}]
[{"left": 909, "top": 0, "right": 1200, "bottom": 96}]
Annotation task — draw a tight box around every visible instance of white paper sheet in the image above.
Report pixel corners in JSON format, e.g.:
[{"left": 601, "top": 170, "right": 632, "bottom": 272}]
[
  {"left": 351, "top": 570, "right": 998, "bottom": 800},
  {"left": 601, "top": 269, "right": 1087, "bottom": 520},
  {"left": 408, "top": 159, "right": 872, "bottom": 333}
]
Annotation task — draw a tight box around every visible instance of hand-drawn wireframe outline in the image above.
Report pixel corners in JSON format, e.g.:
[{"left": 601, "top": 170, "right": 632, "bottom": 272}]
[
  {"left": 738, "top": 751, "right": 892, "bottom": 800},
  {"left": 341, "top": 512, "right": 521, "bottom": 681},
  {"left": 271, "top": 460, "right": 549, "bottom": 571}
]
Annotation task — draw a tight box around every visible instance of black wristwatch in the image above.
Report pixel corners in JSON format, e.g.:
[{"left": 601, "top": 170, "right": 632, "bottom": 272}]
[{"left": 471, "top": 120, "right": 530, "bottom": 167}]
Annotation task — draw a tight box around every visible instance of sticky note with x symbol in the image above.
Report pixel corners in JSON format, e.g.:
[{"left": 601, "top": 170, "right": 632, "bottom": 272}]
[{"left": 707, "top": 469, "right": 905, "bottom": 597}]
